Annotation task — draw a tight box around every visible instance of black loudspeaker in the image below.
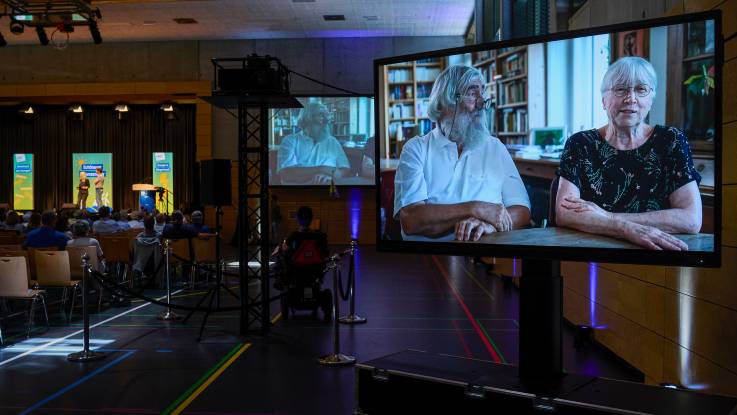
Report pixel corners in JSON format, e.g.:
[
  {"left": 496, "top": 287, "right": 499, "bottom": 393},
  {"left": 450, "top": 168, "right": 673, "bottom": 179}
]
[{"left": 200, "top": 159, "right": 232, "bottom": 206}]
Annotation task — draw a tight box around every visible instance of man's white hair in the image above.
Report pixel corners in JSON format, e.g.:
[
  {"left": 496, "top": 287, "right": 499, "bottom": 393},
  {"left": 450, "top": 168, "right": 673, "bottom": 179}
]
[
  {"left": 296, "top": 102, "right": 329, "bottom": 130},
  {"left": 600, "top": 56, "right": 658, "bottom": 97},
  {"left": 427, "top": 65, "right": 485, "bottom": 122}
]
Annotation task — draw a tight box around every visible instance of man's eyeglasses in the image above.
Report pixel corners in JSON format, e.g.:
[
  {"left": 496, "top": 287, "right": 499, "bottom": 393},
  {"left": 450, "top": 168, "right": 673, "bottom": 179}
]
[
  {"left": 461, "top": 90, "right": 493, "bottom": 110},
  {"left": 609, "top": 84, "right": 652, "bottom": 98}
]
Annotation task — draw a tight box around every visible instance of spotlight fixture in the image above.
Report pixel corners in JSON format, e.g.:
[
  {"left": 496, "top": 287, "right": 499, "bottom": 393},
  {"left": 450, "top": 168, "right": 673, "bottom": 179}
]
[
  {"left": 0, "top": 32, "right": 6, "bottom": 47},
  {"left": 160, "top": 103, "right": 176, "bottom": 120},
  {"left": 69, "top": 104, "right": 84, "bottom": 121},
  {"left": 19, "top": 105, "right": 35, "bottom": 115},
  {"left": 114, "top": 104, "right": 129, "bottom": 120},
  {"left": 89, "top": 20, "right": 102, "bottom": 44},
  {"left": 10, "top": 19, "right": 24, "bottom": 35},
  {"left": 36, "top": 26, "right": 49, "bottom": 46}
]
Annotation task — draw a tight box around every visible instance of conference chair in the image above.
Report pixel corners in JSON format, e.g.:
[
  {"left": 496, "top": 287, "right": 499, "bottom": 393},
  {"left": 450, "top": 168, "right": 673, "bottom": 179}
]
[
  {"left": 168, "top": 238, "right": 194, "bottom": 289},
  {"left": 0, "top": 230, "right": 20, "bottom": 245},
  {"left": 98, "top": 235, "right": 132, "bottom": 286},
  {"left": 0, "top": 256, "right": 49, "bottom": 343},
  {"left": 191, "top": 236, "right": 217, "bottom": 288},
  {"left": 0, "top": 244, "right": 22, "bottom": 251},
  {"left": 26, "top": 247, "right": 58, "bottom": 282},
  {"left": 66, "top": 245, "right": 103, "bottom": 312},
  {"left": 34, "top": 250, "right": 80, "bottom": 323},
  {"left": 0, "top": 250, "right": 31, "bottom": 286}
]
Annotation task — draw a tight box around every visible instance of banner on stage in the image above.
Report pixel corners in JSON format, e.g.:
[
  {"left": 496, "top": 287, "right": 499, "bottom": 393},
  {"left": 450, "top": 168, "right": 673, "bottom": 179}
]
[
  {"left": 13, "top": 153, "right": 33, "bottom": 210},
  {"left": 152, "top": 152, "right": 173, "bottom": 213},
  {"left": 72, "top": 153, "right": 113, "bottom": 209}
]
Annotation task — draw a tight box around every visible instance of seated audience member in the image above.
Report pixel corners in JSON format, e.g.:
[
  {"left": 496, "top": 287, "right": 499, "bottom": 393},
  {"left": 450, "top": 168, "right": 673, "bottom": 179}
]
[
  {"left": 2, "top": 210, "right": 25, "bottom": 233},
  {"left": 23, "top": 210, "right": 70, "bottom": 250},
  {"left": 92, "top": 206, "right": 122, "bottom": 235},
  {"left": 23, "top": 211, "right": 42, "bottom": 235},
  {"left": 128, "top": 210, "right": 145, "bottom": 229},
  {"left": 190, "top": 211, "right": 212, "bottom": 234},
  {"left": 133, "top": 216, "right": 163, "bottom": 285},
  {"left": 162, "top": 211, "right": 197, "bottom": 240},
  {"left": 279, "top": 206, "right": 328, "bottom": 255},
  {"left": 154, "top": 213, "right": 166, "bottom": 234},
  {"left": 66, "top": 220, "right": 105, "bottom": 267},
  {"left": 113, "top": 210, "right": 132, "bottom": 230},
  {"left": 555, "top": 57, "right": 699, "bottom": 251},
  {"left": 55, "top": 212, "right": 73, "bottom": 239}
]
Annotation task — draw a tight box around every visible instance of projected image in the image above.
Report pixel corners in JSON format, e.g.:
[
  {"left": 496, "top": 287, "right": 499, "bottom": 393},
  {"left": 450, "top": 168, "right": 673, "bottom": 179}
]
[
  {"left": 72, "top": 153, "right": 112, "bottom": 209},
  {"left": 378, "top": 18, "right": 716, "bottom": 252},
  {"left": 13, "top": 154, "right": 34, "bottom": 210},
  {"left": 269, "top": 96, "right": 375, "bottom": 186}
]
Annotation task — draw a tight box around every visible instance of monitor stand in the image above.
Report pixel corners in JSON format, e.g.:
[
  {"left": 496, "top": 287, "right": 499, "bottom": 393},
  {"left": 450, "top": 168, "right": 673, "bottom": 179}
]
[{"left": 519, "top": 258, "right": 564, "bottom": 386}]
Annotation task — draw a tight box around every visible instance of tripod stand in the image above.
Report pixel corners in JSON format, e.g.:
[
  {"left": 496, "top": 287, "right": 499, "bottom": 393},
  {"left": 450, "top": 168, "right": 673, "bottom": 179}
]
[{"left": 182, "top": 205, "right": 240, "bottom": 340}]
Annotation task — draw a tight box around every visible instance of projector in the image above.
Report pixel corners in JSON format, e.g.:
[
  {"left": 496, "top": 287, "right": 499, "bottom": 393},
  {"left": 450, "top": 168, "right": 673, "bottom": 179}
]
[{"left": 214, "top": 54, "right": 290, "bottom": 94}]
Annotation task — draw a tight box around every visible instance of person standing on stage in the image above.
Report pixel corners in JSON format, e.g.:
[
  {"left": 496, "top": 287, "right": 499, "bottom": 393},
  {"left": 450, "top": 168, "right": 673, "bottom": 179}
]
[
  {"left": 77, "top": 171, "right": 90, "bottom": 209},
  {"left": 94, "top": 167, "right": 105, "bottom": 207}
]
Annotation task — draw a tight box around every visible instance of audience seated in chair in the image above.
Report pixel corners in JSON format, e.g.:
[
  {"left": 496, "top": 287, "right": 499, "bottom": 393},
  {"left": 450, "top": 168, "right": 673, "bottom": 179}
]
[
  {"left": 23, "top": 212, "right": 41, "bottom": 235},
  {"left": 1, "top": 211, "right": 25, "bottom": 233},
  {"left": 162, "top": 211, "right": 197, "bottom": 240},
  {"left": 114, "top": 210, "right": 132, "bottom": 230},
  {"left": 23, "top": 210, "right": 70, "bottom": 250},
  {"left": 133, "top": 216, "right": 163, "bottom": 286},
  {"left": 66, "top": 221, "right": 105, "bottom": 270},
  {"left": 93, "top": 206, "right": 122, "bottom": 235},
  {"left": 189, "top": 210, "right": 212, "bottom": 234}
]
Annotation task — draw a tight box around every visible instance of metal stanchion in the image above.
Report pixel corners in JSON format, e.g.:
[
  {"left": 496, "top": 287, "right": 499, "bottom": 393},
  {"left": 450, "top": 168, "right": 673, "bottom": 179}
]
[
  {"left": 339, "top": 240, "right": 366, "bottom": 325},
  {"left": 68, "top": 253, "right": 106, "bottom": 362},
  {"left": 318, "top": 256, "right": 355, "bottom": 366},
  {"left": 158, "top": 239, "right": 180, "bottom": 321}
]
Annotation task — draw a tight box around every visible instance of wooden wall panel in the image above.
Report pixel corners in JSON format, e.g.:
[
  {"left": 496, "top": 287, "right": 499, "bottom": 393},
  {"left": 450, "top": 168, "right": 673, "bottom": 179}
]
[
  {"left": 723, "top": 185, "right": 737, "bottom": 247},
  {"left": 727, "top": 37, "right": 737, "bottom": 62},
  {"left": 725, "top": 59, "right": 737, "bottom": 124},
  {"left": 663, "top": 339, "right": 737, "bottom": 396},
  {"left": 665, "top": 246, "right": 737, "bottom": 309},
  {"left": 725, "top": 122, "right": 737, "bottom": 185}
]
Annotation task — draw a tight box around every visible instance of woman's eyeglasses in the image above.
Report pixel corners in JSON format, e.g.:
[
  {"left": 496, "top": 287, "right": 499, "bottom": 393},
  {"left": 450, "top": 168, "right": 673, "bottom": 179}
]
[{"left": 610, "top": 84, "right": 652, "bottom": 98}]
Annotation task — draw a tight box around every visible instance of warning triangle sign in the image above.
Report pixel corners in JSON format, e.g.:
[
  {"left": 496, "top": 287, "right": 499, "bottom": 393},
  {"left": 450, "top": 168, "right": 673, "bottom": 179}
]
[{"left": 291, "top": 239, "right": 326, "bottom": 266}]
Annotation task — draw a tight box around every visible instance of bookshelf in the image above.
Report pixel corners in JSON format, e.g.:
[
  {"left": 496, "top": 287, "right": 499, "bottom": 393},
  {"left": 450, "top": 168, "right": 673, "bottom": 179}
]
[
  {"left": 383, "top": 58, "right": 445, "bottom": 158},
  {"left": 473, "top": 46, "right": 530, "bottom": 145}
]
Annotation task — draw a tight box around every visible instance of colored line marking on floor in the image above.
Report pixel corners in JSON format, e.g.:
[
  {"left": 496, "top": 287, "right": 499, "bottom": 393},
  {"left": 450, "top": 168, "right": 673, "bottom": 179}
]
[
  {"left": 270, "top": 313, "right": 282, "bottom": 325},
  {"left": 460, "top": 263, "right": 495, "bottom": 301},
  {"left": 475, "top": 318, "right": 508, "bottom": 364},
  {"left": 451, "top": 319, "right": 473, "bottom": 358},
  {"left": 18, "top": 350, "right": 136, "bottom": 415},
  {"left": 0, "top": 289, "right": 183, "bottom": 368},
  {"left": 431, "top": 256, "right": 502, "bottom": 363},
  {"left": 162, "top": 342, "right": 252, "bottom": 415}
]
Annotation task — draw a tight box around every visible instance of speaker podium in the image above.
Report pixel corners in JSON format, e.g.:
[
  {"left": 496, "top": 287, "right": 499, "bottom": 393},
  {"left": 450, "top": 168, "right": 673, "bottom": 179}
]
[{"left": 132, "top": 183, "right": 157, "bottom": 213}]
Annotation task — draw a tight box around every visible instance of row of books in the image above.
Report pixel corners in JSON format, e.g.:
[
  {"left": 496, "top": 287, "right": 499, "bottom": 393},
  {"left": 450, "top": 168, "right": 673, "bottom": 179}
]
[
  {"left": 501, "top": 53, "right": 525, "bottom": 77},
  {"left": 416, "top": 98, "right": 430, "bottom": 119},
  {"left": 389, "top": 103, "right": 415, "bottom": 120},
  {"left": 478, "top": 64, "right": 496, "bottom": 83},
  {"left": 498, "top": 80, "right": 527, "bottom": 106},
  {"left": 389, "top": 85, "right": 413, "bottom": 100},
  {"left": 415, "top": 66, "right": 441, "bottom": 82},
  {"left": 499, "top": 108, "right": 528, "bottom": 133},
  {"left": 416, "top": 57, "right": 440, "bottom": 64},
  {"left": 416, "top": 83, "right": 433, "bottom": 99},
  {"left": 388, "top": 68, "right": 413, "bottom": 83}
]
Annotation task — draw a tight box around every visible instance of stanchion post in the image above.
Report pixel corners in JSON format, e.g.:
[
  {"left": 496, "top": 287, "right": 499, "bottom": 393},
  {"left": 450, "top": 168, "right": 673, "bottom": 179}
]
[
  {"left": 318, "top": 256, "right": 355, "bottom": 366},
  {"left": 68, "top": 253, "right": 106, "bottom": 362},
  {"left": 158, "top": 239, "right": 180, "bottom": 321},
  {"left": 339, "top": 240, "right": 366, "bottom": 325}
]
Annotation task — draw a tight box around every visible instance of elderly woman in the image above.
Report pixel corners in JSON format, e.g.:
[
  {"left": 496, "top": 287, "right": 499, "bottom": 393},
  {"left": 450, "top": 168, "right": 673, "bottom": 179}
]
[
  {"left": 276, "top": 101, "right": 351, "bottom": 185},
  {"left": 555, "top": 57, "right": 701, "bottom": 251}
]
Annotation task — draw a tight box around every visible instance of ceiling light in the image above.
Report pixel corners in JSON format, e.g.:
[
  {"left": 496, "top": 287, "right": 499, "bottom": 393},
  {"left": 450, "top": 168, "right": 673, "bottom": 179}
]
[
  {"left": 20, "top": 105, "right": 35, "bottom": 115},
  {"left": 115, "top": 104, "right": 129, "bottom": 120},
  {"left": 323, "top": 15, "right": 346, "bottom": 21},
  {"left": 70, "top": 104, "right": 83, "bottom": 113},
  {"left": 10, "top": 19, "right": 24, "bottom": 35},
  {"left": 173, "top": 18, "right": 198, "bottom": 24},
  {"left": 36, "top": 26, "right": 49, "bottom": 46},
  {"left": 114, "top": 104, "right": 129, "bottom": 112},
  {"left": 160, "top": 103, "right": 174, "bottom": 112}
]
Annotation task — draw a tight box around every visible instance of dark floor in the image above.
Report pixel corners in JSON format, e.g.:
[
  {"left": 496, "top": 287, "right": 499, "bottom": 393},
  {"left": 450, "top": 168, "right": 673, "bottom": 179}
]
[{"left": 0, "top": 247, "right": 641, "bottom": 414}]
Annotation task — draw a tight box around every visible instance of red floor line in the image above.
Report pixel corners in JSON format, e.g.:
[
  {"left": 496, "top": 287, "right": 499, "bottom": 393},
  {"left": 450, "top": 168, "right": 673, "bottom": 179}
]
[
  {"left": 451, "top": 319, "right": 474, "bottom": 358},
  {"left": 431, "top": 256, "right": 502, "bottom": 363}
]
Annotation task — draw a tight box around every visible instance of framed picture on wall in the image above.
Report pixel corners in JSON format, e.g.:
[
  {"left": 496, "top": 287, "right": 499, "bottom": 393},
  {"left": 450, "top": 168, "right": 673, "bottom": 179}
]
[{"left": 611, "top": 29, "right": 650, "bottom": 61}]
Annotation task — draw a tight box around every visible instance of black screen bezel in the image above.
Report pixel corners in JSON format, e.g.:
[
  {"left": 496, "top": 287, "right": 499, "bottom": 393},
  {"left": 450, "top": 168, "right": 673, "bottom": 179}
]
[{"left": 374, "top": 11, "right": 723, "bottom": 268}]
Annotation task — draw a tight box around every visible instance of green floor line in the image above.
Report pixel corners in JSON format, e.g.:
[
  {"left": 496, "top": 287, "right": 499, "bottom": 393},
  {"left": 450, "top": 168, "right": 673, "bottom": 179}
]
[
  {"left": 161, "top": 342, "right": 244, "bottom": 415},
  {"left": 475, "top": 318, "right": 508, "bottom": 364}
]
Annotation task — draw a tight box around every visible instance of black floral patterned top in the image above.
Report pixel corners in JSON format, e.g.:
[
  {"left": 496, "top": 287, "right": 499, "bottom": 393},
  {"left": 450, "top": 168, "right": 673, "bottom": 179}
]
[{"left": 557, "top": 126, "right": 700, "bottom": 213}]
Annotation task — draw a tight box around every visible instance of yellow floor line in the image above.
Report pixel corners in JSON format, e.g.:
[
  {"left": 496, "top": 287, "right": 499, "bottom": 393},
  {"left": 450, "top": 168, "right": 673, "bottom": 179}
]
[{"left": 170, "top": 342, "right": 252, "bottom": 415}]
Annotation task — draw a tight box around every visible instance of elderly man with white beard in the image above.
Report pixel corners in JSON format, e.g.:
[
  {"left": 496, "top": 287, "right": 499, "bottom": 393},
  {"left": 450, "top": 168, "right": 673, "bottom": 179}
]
[
  {"left": 277, "top": 101, "right": 351, "bottom": 185},
  {"left": 394, "top": 65, "right": 531, "bottom": 242}
]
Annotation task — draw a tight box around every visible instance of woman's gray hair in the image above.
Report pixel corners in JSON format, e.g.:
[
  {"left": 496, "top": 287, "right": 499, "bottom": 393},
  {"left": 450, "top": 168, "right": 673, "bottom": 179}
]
[
  {"left": 296, "top": 102, "right": 329, "bottom": 130},
  {"left": 601, "top": 56, "right": 658, "bottom": 97},
  {"left": 427, "top": 65, "right": 485, "bottom": 122}
]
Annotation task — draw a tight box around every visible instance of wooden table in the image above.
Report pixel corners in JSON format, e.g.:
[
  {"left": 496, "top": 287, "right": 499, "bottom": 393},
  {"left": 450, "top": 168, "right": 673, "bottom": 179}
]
[{"left": 460, "top": 227, "right": 714, "bottom": 251}]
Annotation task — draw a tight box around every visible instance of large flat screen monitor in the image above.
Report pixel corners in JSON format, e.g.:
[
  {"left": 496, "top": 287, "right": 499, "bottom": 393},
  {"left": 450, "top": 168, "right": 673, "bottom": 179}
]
[
  {"left": 268, "top": 95, "right": 375, "bottom": 187},
  {"left": 375, "top": 11, "right": 722, "bottom": 267}
]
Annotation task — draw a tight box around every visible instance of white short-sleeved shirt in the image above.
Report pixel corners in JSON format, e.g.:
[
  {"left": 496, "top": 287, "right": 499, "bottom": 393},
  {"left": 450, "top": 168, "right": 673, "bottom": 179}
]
[
  {"left": 393, "top": 127, "right": 530, "bottom": 242},
  {"left": 277, "top": 131, "right": 350, "bottom": 178}
]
